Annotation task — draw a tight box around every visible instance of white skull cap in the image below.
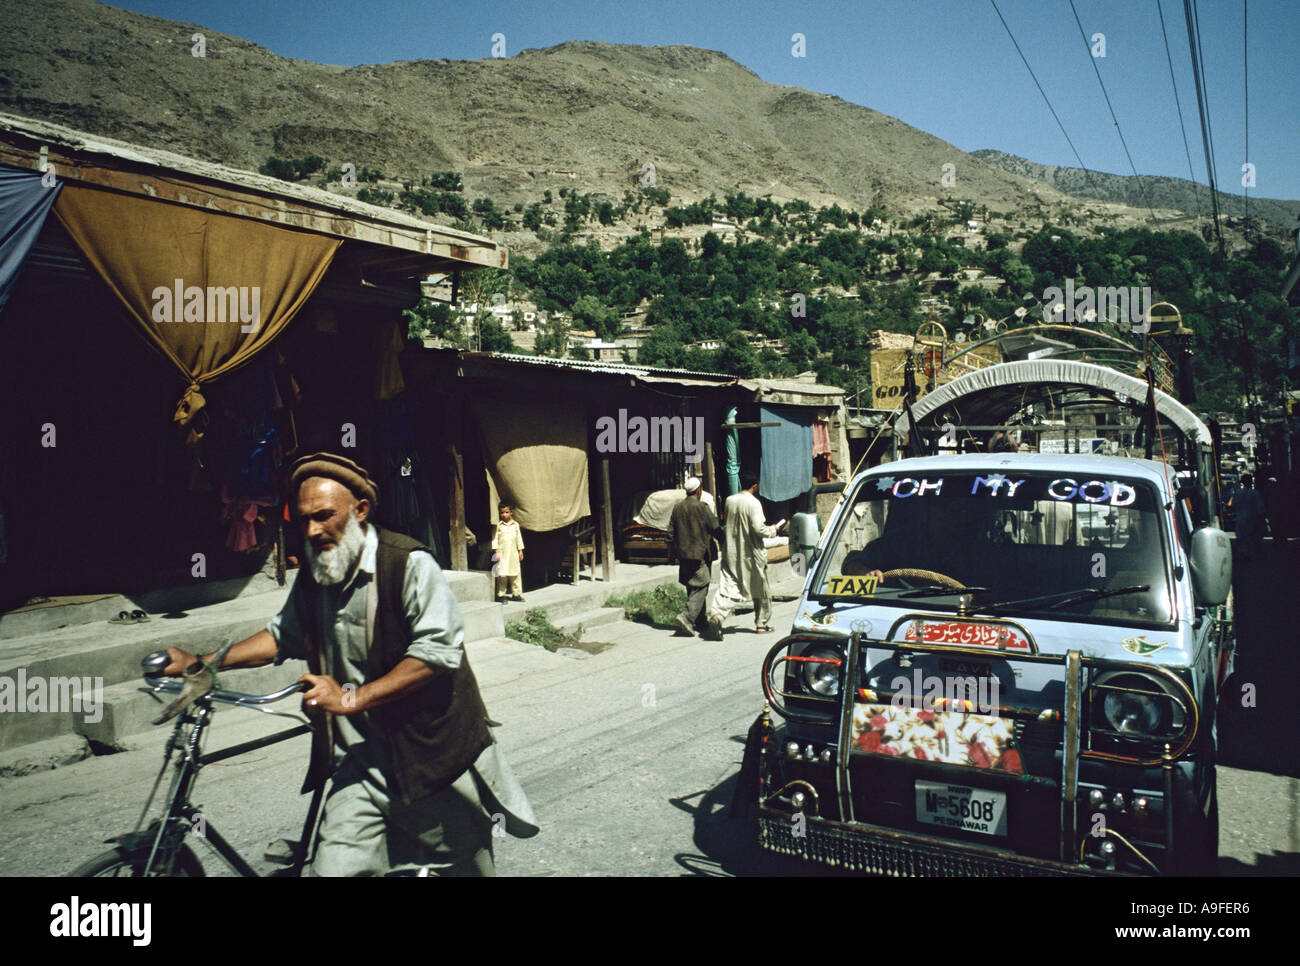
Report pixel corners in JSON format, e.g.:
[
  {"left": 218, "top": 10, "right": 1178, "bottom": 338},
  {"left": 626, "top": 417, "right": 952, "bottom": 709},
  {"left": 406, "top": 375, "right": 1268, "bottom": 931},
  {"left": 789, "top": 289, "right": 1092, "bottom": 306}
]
[{"left": 684, "top": 476, "right": 702, "bottom": 493}]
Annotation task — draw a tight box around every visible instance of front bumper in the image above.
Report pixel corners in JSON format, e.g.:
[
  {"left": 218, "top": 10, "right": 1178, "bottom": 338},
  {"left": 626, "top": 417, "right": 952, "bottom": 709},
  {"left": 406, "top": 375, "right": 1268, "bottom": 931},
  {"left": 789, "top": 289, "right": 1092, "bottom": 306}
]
[
  {"left": 757, "top": 806, "right": 1117, "bottom": 876},
  {"left": 757, "top": 630, "right": 1204, "bottom": 876}
]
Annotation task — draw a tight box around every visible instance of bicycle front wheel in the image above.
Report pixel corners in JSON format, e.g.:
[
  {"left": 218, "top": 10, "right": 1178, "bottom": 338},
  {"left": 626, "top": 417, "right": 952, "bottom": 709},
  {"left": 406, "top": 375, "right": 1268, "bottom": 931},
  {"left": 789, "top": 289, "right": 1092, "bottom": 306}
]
[{"left": 69, "top": 845, "right": 206, "bottom": 877}]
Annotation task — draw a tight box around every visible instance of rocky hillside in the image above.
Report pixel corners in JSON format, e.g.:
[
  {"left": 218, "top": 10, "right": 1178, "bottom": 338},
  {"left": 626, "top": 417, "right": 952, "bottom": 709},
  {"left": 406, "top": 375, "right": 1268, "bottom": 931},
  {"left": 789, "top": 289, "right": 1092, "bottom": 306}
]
[
  {"left": 0, "top": 0, "right": 1193, "bottom": 232},
  {"left": 972, "top": 149, "right": 1300, "bottom": 233}
]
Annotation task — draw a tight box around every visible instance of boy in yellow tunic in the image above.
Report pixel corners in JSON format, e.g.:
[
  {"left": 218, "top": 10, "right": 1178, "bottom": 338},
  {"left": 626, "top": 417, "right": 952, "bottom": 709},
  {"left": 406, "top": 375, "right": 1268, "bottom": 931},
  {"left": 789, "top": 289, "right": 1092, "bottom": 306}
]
[{"left": 491, "top": 503, "right": 525, "bottom": 602}]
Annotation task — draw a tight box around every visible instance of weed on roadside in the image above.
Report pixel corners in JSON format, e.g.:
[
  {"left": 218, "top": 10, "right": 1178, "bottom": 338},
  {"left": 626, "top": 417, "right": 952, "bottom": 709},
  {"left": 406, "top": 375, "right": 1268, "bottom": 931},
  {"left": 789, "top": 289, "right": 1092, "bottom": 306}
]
[
  {"left": 505, "top": 607, "right": 580, "bottom": 652},
  {"left": 605, "top": 583, "right": 687, "bottom": 629}
]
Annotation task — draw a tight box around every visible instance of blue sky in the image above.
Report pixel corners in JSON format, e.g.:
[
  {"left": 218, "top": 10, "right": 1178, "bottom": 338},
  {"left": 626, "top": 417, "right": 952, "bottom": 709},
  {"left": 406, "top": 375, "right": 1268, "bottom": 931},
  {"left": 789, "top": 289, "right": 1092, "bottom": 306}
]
[{"left": 104, "top": 0, "right": 1299, "bottom": 201}]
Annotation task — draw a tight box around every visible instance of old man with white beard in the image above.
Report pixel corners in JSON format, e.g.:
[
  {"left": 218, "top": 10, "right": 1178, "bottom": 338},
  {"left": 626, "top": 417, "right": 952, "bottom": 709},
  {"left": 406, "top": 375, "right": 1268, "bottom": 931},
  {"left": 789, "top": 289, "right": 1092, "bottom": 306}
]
[{"left": 162, "top": 452, "right": 536, "bottom": 875}]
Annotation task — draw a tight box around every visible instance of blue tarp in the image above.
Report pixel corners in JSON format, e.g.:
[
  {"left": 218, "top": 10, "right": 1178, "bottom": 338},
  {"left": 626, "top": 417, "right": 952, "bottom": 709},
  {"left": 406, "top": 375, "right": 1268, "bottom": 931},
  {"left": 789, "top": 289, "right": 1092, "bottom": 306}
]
[
  {"left": 759, "top": 403, "right": 813, "bottom": 502},
  {"left": 0, "top": 165, "right": 62, "bottom": 313}
]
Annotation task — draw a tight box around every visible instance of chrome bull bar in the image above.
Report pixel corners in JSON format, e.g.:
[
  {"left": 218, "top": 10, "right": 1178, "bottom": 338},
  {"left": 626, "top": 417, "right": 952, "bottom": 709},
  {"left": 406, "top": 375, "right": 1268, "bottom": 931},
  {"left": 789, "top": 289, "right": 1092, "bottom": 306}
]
[{"left": 761, "top": 629, "right": 1199, "bottom": 869}]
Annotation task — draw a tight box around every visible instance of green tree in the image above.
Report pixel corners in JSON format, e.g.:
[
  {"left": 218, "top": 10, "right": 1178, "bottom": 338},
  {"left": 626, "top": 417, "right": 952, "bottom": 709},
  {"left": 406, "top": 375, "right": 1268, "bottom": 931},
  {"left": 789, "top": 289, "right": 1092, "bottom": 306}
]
[
  {"left": 711, "top": 330, "right": 762, "bottom": 377},
  {"left": 478, "top": 314, "right": 516, "bottom": 353},
  {"left": 472, "top": 196, "right": 510, "bottom": 230},
  {"left": 429, "top": 171, "right": 463, "bottom": 191},
  {"left": 571, "top": 294, "right": 619, "bottom": 341},
  {"left": 533, "top": 314, "right": 571, "bottom": 358},
  {"left": 402, "top": 300, "right": 462, "bottom": 346},
  {"left": 787, "top": 330, "right": 819, "bottom": 371},
  {"left": 637, "top": 323, "right": 686, "bottom": 368}
]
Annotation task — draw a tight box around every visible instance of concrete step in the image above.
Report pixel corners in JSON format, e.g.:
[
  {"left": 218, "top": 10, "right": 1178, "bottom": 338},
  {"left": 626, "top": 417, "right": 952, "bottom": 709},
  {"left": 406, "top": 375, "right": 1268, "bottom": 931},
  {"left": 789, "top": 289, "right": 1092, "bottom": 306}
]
[
  {"left": 0, "top": 589, "right": 291, "bottom": 689},
  {"left": 0, "top": 594, "right": 135, "bottom": 642},
  {"left": 459, "top": 600, "right": 504, "bottom": 644},
  {"left": 0, "top": 569, "right": 495, "bottom": 685},
  {"left": 0, "top": 733, "right": 92, "bottom": 779},
  {"left": 0, "top": 571, "right": 295, "bottom": 642},
  {"left": 78, "top": 660, "right": 310, "bottom": 751},
  {"left": 554, "top": 607, "right": 627, "bottom": 639},
  {"left": 442, "top": 570, "right": 493, "bottom": 604},
  {"left": 499, "top": 566, "right": 678, "bottom": 625},
  {"left": 0, "top": 567, "right": 490, "bottom": 644}
]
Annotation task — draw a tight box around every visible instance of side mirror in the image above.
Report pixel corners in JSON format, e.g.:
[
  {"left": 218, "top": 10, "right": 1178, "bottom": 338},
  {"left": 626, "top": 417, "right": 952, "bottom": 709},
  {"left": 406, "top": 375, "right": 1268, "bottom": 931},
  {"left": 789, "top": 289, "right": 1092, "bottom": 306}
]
[{"left": 1188, "top": 528, "right": 1232, "bottom": 606}]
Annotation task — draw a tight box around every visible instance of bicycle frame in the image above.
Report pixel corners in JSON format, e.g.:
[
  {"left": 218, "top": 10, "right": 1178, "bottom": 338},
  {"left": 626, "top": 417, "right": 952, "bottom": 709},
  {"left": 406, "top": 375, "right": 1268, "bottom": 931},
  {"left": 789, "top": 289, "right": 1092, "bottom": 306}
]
[{"left": 124, "top": 695, "right": 319, "bottom": 877}]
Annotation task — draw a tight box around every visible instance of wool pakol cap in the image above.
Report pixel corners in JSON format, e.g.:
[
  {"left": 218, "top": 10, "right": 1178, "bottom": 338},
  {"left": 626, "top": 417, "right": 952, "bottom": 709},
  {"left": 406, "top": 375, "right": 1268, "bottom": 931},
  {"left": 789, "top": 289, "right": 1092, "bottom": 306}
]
[{"left": 290, "top": 452, "right": 379, "bottom": 507}]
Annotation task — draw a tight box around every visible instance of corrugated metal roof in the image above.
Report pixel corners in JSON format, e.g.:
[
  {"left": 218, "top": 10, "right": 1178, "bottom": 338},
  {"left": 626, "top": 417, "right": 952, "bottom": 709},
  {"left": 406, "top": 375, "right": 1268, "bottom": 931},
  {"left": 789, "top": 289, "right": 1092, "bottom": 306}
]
[
  {"left": 465, "top": 352, "right": 740, "bottom": 383},
  {"left": 741, "top": 377, "right": 845, "bottom": 397}
]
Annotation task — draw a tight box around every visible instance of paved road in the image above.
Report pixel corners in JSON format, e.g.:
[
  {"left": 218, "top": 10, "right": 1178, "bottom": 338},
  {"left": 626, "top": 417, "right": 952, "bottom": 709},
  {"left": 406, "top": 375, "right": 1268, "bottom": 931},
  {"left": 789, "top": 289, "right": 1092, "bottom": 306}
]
[
  {"left": 0, "top": 551, "right": 1295, "bottom": 876},
  {"left": 0, "top": 588, "right": 800, "bottom": 878}
]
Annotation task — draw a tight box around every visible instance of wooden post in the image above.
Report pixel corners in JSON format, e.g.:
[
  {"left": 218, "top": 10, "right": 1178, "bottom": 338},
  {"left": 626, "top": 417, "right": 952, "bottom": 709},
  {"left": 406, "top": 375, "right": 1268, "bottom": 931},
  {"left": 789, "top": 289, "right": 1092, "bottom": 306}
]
[
  {"left": 703, "top": 440, "right": 716, "bottom": 505},
  {"left": 446, "top": 395, "right": 468, "bottom": 571},
  {"left": 600, "top": 457, "right": 615, "bottom": 581},
  {"left": 274, "top": 514, "right": 286, "bottom": 585}
]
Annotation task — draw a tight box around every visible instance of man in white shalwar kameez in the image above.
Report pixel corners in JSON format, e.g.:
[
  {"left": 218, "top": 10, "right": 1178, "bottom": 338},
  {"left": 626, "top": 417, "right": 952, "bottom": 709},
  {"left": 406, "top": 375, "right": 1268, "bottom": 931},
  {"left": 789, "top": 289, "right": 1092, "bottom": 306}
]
[{"left": 704, "top": 470, "right": 783, "bottom": 638}]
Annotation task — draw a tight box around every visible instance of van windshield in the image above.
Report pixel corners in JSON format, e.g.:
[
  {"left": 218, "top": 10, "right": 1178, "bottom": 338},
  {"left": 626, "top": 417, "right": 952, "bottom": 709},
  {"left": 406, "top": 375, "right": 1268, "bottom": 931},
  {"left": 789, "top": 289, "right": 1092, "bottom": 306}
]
[{"left": 816, "top": 471, "right": 1175, "bottom": 626}]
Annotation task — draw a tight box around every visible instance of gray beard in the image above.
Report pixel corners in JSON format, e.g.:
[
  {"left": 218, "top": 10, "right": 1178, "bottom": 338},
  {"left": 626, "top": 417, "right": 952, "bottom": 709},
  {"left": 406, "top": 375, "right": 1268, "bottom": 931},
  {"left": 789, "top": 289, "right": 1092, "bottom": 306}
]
[{"left": 305, "top": 511, "right": 365, "bottom": 585}]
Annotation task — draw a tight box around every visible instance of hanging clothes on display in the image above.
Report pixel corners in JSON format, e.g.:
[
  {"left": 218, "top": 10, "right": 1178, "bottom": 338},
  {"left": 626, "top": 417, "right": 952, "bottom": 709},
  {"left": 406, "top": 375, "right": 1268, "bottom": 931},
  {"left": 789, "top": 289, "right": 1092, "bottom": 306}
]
[
  {"left": 370, "top": 395, "right": 448, "bottom": 565},
  {"left": 812, "top": 409, "right": 834, "bottom": 482},
  {"left": 724, "top": 406, "right": 741, "bottom": 497},
  {"left": 208, "top": 355, "right": 286, "bottom": 553},
  {"left": 220, "top": 484, "right": 275, "bottom": 553}
]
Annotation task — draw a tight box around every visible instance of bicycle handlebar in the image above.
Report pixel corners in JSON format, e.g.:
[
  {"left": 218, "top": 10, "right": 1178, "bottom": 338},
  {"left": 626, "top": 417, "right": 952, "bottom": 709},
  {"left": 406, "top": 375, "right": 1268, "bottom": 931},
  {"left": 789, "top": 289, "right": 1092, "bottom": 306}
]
[{"left": 141, "top": 650, "right": 309, "bottom": 708}]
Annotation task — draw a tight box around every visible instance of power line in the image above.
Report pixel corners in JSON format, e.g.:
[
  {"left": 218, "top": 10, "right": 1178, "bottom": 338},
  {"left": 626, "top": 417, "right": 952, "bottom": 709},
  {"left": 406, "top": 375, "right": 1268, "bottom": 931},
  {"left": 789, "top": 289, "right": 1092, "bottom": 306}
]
[
  {"left": 1191, "top": 1, "right": 1222, "bottom": 200},
  {"left": 1183, "top": 0, "right": 1226, "bottom": 255},
  {"left": 1066, "top": 0, "right": 1159, "bottom": 226},
  {"left": 1243, "top": 0, "right": 1249, "bottom": 229},
  {"left": 987, "top": 0, "right": 1106, "bottom": 205},
  {"left": 1155, "top": 0, "right": 1204, "bottom": 229}
]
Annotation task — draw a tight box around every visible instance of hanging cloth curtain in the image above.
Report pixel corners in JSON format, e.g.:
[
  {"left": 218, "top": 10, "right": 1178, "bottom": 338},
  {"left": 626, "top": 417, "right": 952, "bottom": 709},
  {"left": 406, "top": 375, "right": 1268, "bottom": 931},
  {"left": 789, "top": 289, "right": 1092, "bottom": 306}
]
[
  {"left": 759, "top": 403, "right": 814, "bottom": 502},
  {"left": 0, "top": 165, "right": 62, "bottom": 313},
  {"left": 52, "top": 184, "right": 341, "bottom": 442},
  {"left": 472, "top": 396, "right": 590, "bottom": 532}
]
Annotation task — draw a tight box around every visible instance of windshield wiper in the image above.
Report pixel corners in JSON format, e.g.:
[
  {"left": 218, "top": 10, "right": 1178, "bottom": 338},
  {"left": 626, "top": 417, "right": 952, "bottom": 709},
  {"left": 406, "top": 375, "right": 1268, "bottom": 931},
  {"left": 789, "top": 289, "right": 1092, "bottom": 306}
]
[
  {"left": 894, "top": 586, "right": 989, "bottom": 600},
  {"left": 983, "top": 585, "right": 1149, "bottom": 616}
]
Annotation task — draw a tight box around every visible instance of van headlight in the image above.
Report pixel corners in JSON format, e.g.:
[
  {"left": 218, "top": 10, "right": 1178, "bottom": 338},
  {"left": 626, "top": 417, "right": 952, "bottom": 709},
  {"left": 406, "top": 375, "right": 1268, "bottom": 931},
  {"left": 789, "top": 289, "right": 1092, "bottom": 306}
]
[
  {"left": 1090, "top": 672, "right": 1187, "bottom": 737},
  {"left": 799, "top": 646, "right": 843, "bottom": 697}
]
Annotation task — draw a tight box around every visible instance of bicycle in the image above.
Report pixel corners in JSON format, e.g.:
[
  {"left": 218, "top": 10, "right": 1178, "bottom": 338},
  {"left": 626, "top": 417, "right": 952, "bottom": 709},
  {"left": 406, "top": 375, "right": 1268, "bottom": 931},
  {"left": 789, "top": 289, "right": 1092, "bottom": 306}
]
[{"left": 68, "top": 646, "right": 323, "bottom": 877}]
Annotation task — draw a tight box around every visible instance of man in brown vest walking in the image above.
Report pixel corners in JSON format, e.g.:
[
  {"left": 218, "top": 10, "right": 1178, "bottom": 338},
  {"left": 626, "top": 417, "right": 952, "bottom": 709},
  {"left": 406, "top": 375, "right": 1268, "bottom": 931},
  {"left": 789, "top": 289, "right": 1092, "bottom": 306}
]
[
  {"left": 162, "top": 453, "right": 537, "bottom": 875},
  {"left": 666, "top": 476, "right": 722, "bottom": 636}
]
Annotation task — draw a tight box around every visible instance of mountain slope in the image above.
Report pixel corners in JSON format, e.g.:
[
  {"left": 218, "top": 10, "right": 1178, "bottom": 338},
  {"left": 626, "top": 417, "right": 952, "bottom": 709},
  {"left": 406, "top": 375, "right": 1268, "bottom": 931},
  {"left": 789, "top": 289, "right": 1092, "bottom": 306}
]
[
  {"left": 971, "top": 149, "right": 1300, "bottom": 233},
  {"left": 0, "top": 0, "right": 1175, "bottom": 228}
]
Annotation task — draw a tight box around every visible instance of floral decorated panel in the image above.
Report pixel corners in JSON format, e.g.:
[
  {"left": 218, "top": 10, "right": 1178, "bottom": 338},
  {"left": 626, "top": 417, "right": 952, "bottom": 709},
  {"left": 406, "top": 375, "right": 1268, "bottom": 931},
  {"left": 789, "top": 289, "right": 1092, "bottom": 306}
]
[{"left": 851, "top": 702, "right": 1023, "bottom": 773}]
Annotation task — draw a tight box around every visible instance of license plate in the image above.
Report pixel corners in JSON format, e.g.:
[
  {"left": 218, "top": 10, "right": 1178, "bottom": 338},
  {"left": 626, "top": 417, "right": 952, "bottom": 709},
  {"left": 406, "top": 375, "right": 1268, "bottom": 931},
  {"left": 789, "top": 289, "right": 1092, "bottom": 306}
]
[{"left": 915, "top": 781, "right": 1007, "bottom": 836}]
